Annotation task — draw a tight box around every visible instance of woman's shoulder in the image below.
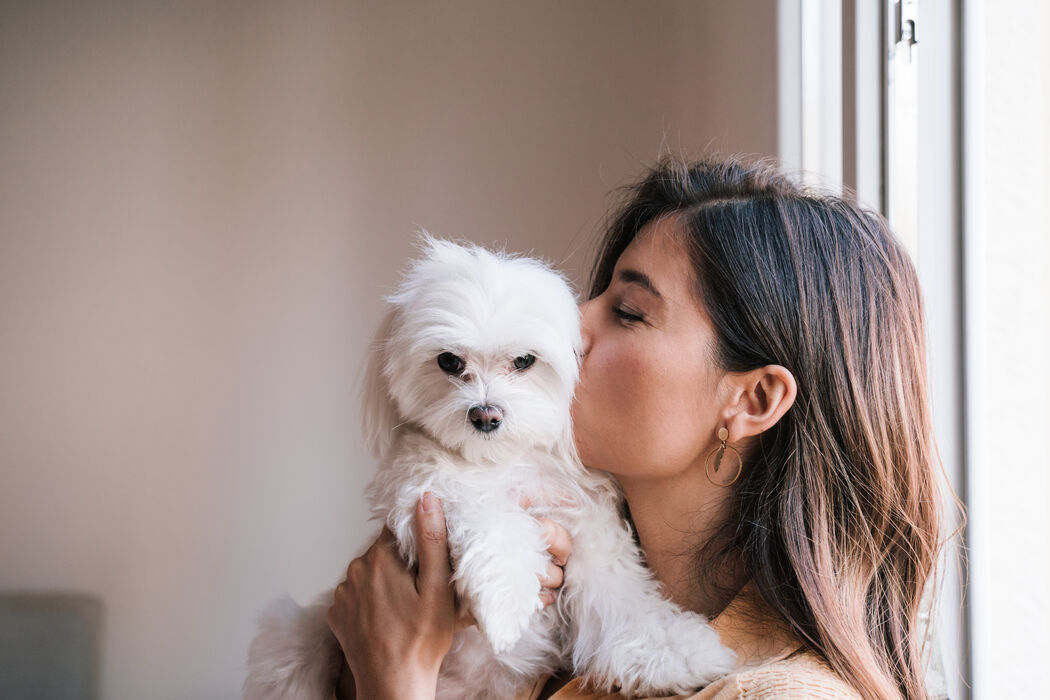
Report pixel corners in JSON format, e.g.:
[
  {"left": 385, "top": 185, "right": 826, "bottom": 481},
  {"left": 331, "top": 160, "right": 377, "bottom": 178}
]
[{"left": 691, "top": 650, "right": 863, "bottom": 700}]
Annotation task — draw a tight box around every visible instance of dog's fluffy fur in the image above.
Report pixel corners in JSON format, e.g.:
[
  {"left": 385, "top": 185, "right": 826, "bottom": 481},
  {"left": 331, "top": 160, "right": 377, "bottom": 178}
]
[{"left": 244, "top": 237, "right": 736, "bottom": 700}]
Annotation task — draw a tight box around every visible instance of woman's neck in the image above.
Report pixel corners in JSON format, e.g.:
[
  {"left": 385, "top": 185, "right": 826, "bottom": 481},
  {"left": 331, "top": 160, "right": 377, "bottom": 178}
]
[{"left": 616, "top": 468, "right": 749, "bottom": 620}]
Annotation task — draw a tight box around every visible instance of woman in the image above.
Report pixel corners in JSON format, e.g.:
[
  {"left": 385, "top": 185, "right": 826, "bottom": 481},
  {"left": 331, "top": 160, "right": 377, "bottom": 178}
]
[{"left": 327, "top": 158, "right": 957, "bottom": 700}]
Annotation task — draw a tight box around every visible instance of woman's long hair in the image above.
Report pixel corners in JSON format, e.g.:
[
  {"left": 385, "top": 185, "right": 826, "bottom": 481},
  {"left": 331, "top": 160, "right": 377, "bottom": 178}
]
[{"left": 589, "top": 157, "right": 963, "bottom": 700}]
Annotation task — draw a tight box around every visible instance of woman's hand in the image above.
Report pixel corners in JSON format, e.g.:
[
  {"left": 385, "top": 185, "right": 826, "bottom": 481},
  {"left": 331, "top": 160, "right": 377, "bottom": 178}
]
[
  {"left": 537, "top": 516, "right": 573, "bottom": 607},
  {"left": 328, "top": 493, "right": 456, "bottom": 700},
  {"left": 327, "top": 494, "right": 574, "bottom": 700}
]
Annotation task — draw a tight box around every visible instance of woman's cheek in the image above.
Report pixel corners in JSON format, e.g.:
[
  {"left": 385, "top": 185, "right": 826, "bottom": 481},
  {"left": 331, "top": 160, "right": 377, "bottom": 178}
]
[
  {"left": 591, "top": 358, "right": 649, "bottom": 471},
  {"left": 573, "top": 350, "right": 624, "bottom": 468}
]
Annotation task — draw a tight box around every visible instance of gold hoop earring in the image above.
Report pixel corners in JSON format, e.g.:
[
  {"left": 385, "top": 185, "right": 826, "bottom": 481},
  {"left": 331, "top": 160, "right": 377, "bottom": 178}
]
[{"left": 705, "top": 427, "right": 742, "bottom": 487}]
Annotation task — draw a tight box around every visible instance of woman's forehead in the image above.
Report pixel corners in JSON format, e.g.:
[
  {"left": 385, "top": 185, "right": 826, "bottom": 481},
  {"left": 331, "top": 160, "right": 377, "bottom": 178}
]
[{"left": 617, "top": 218, "right": 695, "bottom": 295}]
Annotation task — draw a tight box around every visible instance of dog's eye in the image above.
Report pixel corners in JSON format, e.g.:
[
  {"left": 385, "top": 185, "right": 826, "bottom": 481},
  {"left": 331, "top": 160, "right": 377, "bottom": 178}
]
[
  {"left": 437, "top": 352, "right": 465, "bottom": 375},
  {"left": 512, "top": 354, "right": 536, "bottom": 371}
]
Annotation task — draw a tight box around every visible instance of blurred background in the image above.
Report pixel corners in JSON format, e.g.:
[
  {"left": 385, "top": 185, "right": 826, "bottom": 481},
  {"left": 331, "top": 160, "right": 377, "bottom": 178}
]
[{"left": 0, "top": 1, "right": 1045, "bottom": 699}]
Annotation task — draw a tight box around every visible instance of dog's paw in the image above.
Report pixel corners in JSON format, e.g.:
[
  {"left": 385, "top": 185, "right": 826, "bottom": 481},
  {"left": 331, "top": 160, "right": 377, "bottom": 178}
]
[
  {"left": 630, "top": 614, "right": 737, "bottom": 694},
  {"left": 579, "top": 609, "right": 737, "bottom": 696},
  {"left": 471, "top": 580, "right": 543, "bottom": 654}
]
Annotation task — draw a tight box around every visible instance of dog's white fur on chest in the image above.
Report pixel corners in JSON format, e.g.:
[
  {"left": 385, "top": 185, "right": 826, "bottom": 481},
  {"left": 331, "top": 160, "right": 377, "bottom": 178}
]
[{"left": 244, "top": 236, "right": 736, "bottom": 700}]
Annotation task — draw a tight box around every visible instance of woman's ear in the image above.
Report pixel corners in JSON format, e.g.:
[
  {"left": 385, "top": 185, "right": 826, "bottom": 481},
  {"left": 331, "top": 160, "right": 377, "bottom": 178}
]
[
  {"left": 722, "top": 364, "right": 798, "bottom": 442},
  {"left": 359, "top": 308, "right": 402, "bottom": 463}
]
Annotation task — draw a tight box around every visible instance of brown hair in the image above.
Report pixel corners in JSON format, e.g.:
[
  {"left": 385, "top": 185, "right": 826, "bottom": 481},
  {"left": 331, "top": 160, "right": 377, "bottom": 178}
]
[{"left": 590, "top": 157, "right": 962, "bottom": 700}]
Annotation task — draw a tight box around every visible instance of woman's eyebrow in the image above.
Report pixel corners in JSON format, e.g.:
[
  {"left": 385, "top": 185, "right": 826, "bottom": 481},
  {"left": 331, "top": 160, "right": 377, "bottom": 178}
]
[{"left": 617, "top": 269, "right": 663, "bottom": 299}]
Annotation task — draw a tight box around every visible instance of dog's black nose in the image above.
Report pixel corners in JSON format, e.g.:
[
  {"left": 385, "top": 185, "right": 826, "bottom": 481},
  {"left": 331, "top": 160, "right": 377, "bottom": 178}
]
[{"left": 468, "top": 405, "right": 503, "bottom": 433}]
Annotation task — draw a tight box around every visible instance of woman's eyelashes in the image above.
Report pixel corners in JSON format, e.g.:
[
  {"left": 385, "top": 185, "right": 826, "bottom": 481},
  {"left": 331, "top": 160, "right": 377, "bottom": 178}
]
[{"left": 612, "top": 305, "right": 645, "bottom": 325}]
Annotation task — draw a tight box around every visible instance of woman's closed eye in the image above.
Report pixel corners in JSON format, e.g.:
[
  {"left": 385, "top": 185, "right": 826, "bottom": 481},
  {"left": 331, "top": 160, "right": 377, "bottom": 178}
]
[{"left": 612, "top": 306, "right": 645, "bottom": 324}]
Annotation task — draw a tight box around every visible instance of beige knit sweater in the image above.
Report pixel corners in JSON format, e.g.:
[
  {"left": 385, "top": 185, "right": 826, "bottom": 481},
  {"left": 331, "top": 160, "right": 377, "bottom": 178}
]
[{"left": 517, "top": 582, "right": 863, "bottom": 700}]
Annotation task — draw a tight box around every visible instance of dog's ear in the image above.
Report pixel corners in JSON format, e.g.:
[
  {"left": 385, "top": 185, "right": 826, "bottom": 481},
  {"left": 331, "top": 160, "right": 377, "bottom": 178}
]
[{"left": 360, "top": 308, "right": 401, "bottom": 463}]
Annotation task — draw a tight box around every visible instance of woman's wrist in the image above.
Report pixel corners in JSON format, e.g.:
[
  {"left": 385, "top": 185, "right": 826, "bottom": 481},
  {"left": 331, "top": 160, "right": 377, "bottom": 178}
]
[
  {"left": 335, "top": 669, "right": 439, "bottom": 700},
  {"left": 351, "top": 664, "right": 439, "bottom": 700},
  {"left": 336, "top": 650, "right": 441, "bottom": 700}
]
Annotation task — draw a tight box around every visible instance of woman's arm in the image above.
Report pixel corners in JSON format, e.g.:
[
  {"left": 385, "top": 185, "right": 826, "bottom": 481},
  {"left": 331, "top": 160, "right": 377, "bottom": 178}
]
[{"left": 327, "top": 493, "right": 573, "bottom": 700}]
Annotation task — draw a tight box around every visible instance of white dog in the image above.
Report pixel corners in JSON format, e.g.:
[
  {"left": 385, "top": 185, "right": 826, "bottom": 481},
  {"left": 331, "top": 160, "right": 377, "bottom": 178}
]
[{"left": 244, "top": 237, "right": 736, "bottom": 700}]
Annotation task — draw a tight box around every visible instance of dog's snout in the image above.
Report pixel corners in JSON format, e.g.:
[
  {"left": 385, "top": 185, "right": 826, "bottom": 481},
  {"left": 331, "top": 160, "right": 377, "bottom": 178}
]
[{"left": 468, "top": 405, "right": 503, "bottom": 433}]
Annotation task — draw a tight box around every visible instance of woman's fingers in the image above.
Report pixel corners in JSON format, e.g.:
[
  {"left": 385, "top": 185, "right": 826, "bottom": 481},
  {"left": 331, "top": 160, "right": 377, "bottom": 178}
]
[
  {"left": 414, "top": 492, "right": 453, "bottom": 602},
  {"left": 536, "top": 517, "right": 572, "bottom": 607},
  {"left": 539, "top": 517, "right": 573, "bottom": 567},
  {"left": 539, "top": 559, "right": 564, "bottom": 608},
  {"left": 541, "top": 560, "right": 564, "bottom": 589},
  {"left": 364, "top": 527, "right": 398, "bottom": 565}
]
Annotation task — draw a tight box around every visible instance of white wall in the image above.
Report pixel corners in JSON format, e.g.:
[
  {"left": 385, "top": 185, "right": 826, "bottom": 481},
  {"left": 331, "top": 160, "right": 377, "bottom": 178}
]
[
  {"left": 0, "top": 1, "right": 778, "bottom": 697},
  {"left": 969, "top": 1, "right": 1050, "bottom": 696}
]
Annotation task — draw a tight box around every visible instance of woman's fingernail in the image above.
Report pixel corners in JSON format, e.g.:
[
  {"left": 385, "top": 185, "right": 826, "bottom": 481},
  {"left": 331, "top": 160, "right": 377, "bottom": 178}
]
[{"left": 421, "top": 492, "right": 437, "bottom": 513}]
